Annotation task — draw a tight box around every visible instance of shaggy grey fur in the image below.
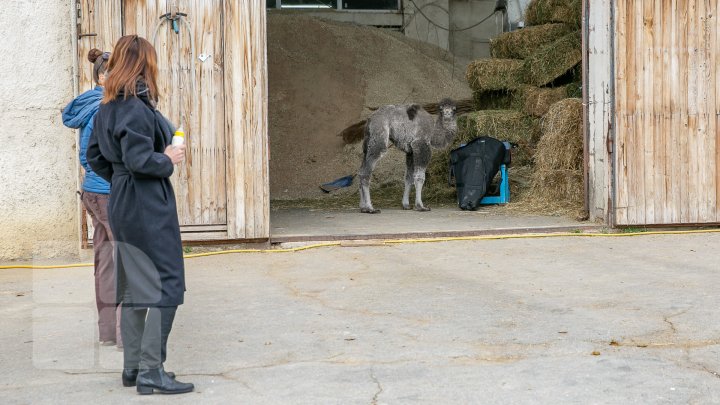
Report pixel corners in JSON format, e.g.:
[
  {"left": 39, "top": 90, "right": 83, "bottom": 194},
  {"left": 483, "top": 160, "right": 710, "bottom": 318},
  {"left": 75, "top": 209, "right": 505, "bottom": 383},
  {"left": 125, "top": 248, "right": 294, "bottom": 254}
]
[{"left": 358, "top": 98, "right": 458, "bottom": 214}]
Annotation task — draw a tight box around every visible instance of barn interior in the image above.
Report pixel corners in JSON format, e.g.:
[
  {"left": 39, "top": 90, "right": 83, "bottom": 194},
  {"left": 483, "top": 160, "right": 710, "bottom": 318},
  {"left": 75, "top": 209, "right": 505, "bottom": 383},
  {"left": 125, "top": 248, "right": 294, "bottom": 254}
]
[{"left": 266, "top": 0, "right": 590, "bottom": 241}]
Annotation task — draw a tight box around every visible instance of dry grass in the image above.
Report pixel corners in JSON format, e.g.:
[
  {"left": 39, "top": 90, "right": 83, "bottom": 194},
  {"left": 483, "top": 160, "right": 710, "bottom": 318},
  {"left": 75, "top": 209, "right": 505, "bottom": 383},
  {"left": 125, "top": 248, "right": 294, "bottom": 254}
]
[
  {"left": 525, "top": 0, "right": 583, "bottom": 27},
  {"left": 466, "top": 59, "right": 527, "bottom": 92},
  {"left": 490, "top": 23, "right": 574, "bottom": 60},
  {"left": 524, "top": 31, "right": 582, "bottom": 86},
  {"left": 472, "top": 90, "right": 519, "bottom": 111},
  {"left": 457, "top": 110, "right": 539, "bottom": 165},
  {"left": 535, "top": 98, "right": 584, "bottom": 170},
  {"left": 511, "top": 98, "right": 584, "bottom": 216},
  {"left": 518, "top": 85, "right": 569, "bottom": 117}
]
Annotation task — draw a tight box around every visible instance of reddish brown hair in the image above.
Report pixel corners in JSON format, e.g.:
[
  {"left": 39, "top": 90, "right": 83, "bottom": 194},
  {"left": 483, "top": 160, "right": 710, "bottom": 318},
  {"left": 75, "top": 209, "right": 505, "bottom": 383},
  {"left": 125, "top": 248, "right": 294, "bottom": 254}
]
[{"left": 102, "top": 35, "right": 160, "bottom": 104}]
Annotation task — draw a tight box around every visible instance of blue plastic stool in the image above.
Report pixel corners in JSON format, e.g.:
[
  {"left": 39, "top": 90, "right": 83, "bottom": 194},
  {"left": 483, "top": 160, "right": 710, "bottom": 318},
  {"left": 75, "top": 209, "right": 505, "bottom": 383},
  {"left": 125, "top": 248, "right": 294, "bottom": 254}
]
[{"left": 480, "top": 164, "right": 510, "bottom": 205}]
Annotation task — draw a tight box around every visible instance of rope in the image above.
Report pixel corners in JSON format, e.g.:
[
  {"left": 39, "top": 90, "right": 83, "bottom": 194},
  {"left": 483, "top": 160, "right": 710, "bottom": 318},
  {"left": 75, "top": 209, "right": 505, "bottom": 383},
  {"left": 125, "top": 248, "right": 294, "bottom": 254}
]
[{"left": 3, "top": 229, "right": 720, "bottom": 270}]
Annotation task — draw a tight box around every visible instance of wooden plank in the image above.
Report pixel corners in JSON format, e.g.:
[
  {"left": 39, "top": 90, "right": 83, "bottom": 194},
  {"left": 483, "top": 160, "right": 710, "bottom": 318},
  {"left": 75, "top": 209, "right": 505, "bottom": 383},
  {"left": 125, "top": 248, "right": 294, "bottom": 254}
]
[
  {"left": 622, "top": 0, "right": 634, "bottom": 224},
  {"left": 679, "top": 1, "right": 690, "bottom": 223},
  {"left": 619, "top": 0, "right": 634, "bottom": 225},
  {"left": 661, "top": 0, "right": 672, "bottom": 224},
  {"left": 687, "top": 0, "right": 700, "bottom": 222},
  {"left": 653, "top": 0, "right": 665, "bottom": 224},
  {"left": 642, "top": 0, "right": 655, "bottom": 225},
  {"left": 628, "top": 0, "right": 644, "bottom": 225},
  {"left": 709, "top": 0, "right": 719, "bottom": 222},
  {"left": 255, "top": 3, "right": 271, "bottom": 238},
  {"left": 669, "top": 0, "right": 681, "bottom": 224},
  {"left": 614, "top": 0, "right": 629, "bottom": 224},
  {"left": 225, "top": 1, "right": 270, "bottom": 239},
  {"left": 699, "top": 0, "right": 716, "bottom": 222},
  {"left": 179, "top": 224, "right": 228, "bottom": 232},
  {"left": 716, "top": 0, "right": 720, "bottom": 222},
  {"left": 179, "top": 231, "right": 230, "bottom": 241},
  {"left": 695, "top": 0, "right": 708, "bottom": 222},
  {"left": 224, "top": 1, "right": 246, "bottom": 239}
]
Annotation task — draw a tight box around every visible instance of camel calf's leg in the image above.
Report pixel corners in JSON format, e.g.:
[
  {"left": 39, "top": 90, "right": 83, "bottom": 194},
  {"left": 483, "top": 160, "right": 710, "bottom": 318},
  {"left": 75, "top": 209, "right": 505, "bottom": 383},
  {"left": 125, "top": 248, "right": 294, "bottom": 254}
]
[
  {"left": 359, "top": 150, "right": 384, "bottom": 214},
  {"left": 411, "top": 141, "right": 432, "bottom": 212},
  {"left": 402, "top": 153, "right": 414, "bottom": 210}
]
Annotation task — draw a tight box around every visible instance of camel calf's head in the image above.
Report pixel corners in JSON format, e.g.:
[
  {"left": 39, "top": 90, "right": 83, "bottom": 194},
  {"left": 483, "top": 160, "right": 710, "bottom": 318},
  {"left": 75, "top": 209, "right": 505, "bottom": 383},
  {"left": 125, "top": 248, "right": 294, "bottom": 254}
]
[{"left": 438, "top": 98, "right": 457, "bottom": 120}]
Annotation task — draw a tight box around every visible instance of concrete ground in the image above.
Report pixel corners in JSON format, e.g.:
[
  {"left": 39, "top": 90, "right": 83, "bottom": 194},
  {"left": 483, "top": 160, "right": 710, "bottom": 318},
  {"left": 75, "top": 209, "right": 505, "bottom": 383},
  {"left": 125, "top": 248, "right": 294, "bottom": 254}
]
[
  {"left": 2, "top": 232, "right": 720, "bottom": 404},
  {"left": 271, "top": 208, "right": 592, "bottom": 241}
]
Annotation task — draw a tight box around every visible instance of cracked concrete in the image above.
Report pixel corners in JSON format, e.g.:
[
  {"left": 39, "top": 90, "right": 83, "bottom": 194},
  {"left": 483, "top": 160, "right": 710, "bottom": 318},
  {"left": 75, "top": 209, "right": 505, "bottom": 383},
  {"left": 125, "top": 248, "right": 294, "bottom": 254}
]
[
  {"left": 370, "top": 369, "right": 383, "bottom": 405},
  {"left": 2, "top": 233, "right": 720, "bottom": 403}
]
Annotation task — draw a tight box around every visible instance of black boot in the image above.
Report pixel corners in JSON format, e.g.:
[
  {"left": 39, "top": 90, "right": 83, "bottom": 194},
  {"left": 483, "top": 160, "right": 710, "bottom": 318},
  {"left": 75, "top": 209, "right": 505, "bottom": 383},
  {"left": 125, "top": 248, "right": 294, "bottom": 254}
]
[
  {"left": 136, "top": 367, "right": 193, "bottom": 395},
  {"left": 122, "top": 368, "right": 176, "bottom": 387}
]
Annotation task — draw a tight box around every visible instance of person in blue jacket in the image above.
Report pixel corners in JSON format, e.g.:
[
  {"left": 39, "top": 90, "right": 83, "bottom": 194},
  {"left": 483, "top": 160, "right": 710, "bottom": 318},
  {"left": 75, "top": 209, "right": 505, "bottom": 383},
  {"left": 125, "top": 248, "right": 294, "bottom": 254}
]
[{"left": 63, "top": 49, "right": 122, "bottom": 348}]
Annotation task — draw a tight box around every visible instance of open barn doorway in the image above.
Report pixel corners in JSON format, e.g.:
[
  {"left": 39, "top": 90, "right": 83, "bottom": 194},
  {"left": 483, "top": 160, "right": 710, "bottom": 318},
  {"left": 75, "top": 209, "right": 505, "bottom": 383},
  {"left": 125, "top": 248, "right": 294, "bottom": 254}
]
[{"left": 266, "top": 0, "right": 594, "bottom": 242}]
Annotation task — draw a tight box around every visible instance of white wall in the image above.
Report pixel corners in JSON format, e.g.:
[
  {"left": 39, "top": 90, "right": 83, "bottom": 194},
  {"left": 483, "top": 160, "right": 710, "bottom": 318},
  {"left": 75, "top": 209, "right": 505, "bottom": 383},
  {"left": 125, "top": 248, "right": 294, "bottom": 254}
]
[
  {"left": 403, "top": 0, "right": 451, "bottom": 51},
  {"left": 506, "top": 0, "right": 532, "bottom": 26},
  {"left": 0, "top": 0, "right": 79, "bottom": 260}
]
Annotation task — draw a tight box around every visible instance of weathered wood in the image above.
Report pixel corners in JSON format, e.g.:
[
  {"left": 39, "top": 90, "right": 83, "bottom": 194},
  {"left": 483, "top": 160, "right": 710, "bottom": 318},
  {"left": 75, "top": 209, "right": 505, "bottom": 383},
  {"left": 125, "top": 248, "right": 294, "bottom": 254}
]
[
  {"left": 612, "top": 0, "right": 720, "bottom": 225},
  {"left": 179, "top": 224, "right": 228, "bottom": 233},
  {"left": 697, "top": 0, "right": 711, "bottom": 222},
  {"left": 652, "top": 0, "right": 664, "bottom": 224},
  {"left": 224, "top": 0, "right": 270, "bottom": 240},
  {"left": 612, "top": 0, "right": 625, "bottom": 224},
  {"left": 123, "top": 0, "right": 229, "bottom": 230},
  {"left": 586, "top": 0, "right": 614, "bottom": 223},
  {"left": 77, "top": 0, "right": 123, "bottom": 242},
  {"left": 631, "top": 0, "right": 645, "bottom": 225},
  {"left": 77, "top": 0, "right": 122, "bottom": 92},
  {"left": 716, "top": 0, "right": 720, "bottom": 222}
]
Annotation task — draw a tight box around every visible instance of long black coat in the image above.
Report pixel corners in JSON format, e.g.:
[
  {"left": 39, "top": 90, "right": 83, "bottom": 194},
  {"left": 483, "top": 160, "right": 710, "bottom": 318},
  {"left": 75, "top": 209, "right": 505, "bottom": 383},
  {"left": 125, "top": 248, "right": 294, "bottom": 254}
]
[{"left": 87, "top": 89, "right": 185, "bottom": 307}]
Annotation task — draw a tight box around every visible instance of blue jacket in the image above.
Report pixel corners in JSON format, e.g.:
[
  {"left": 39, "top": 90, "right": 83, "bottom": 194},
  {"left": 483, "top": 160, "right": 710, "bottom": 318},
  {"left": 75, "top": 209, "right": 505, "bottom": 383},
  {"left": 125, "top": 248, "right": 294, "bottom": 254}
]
[{"left": 62, "top": 86, "right": 111, "bottom": 194}]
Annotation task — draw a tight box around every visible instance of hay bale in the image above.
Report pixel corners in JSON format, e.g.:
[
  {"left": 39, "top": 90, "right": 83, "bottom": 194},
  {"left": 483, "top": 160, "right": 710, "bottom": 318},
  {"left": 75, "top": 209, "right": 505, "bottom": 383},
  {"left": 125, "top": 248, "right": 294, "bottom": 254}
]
[
  {"left": 472, "top": 90, "right": 518, "bottom": 111},
  {"left": 459, "top": 110, "right": 540, "bottom": 165},
  {"left": 466, "top": 59, "right": 527, "bottom": 92},
  {"left": 535, "top": 98, "right": 583, "bottom": 170},
  {"left": 566, "top": 81, "right": 582, "bottom": 98},
  {"left": 518, "top": 85, "right": 569, "bottom": 117},
  {"left": 523, "top": 98, "right": 584, "bottom": 215},
  {"left": 490, "top": 23, "right": 574, "bottom": 59},
  {"left": 422, "top": 110, "right": 540, "bottom": 204},
  {"left": 524, "top": 31, "right": 582, "bottom": 86},
  {"left": 525, "top": 0, "right": 582, "bottom": 27}
]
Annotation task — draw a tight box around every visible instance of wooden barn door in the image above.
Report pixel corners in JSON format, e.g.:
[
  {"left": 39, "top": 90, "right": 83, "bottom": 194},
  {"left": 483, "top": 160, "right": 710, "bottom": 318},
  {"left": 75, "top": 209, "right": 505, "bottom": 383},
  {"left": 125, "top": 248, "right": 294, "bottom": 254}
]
[
  {"left": 76, "top": 0, "right": 123, "bottom": 92},
  {"left": 76, "top": 1, "right": 269, "bottom": 241},
  {"left": 124, "top": 0, "right": 229, "bottom": 235},
  {"left": 76, "top": 0, "right": 123, "bottom": 246},
  {"left": 613, "top": 0, "right": 720, "bottom": 225}
]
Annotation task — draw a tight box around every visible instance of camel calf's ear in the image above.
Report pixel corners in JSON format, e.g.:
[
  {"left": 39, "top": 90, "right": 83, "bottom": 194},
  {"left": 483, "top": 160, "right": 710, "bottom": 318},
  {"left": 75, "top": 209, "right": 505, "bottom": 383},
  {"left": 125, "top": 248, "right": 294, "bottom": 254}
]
[{"left": 406, "top": 104, "right": 421, "bottom": 120}]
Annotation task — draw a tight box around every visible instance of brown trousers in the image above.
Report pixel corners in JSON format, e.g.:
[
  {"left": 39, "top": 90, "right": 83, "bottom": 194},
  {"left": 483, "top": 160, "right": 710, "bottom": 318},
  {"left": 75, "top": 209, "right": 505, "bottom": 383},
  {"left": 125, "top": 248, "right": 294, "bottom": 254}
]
[{"left": 82, "top": 192, "right": 122, "bottom": 345}]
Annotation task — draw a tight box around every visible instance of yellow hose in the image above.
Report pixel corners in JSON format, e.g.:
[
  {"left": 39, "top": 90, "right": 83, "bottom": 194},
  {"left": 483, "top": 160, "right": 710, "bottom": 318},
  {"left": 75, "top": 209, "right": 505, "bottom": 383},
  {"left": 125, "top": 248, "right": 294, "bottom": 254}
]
[{"left": 2, "top": 228, "right": 719, "bottom": 270}]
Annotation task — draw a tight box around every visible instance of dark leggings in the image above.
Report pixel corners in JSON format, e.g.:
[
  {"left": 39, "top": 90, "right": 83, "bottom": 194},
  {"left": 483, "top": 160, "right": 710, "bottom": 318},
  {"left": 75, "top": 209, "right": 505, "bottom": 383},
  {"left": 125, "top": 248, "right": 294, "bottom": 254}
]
[{"left": 121, "top": 305, "right": 177, "bottom": 370}]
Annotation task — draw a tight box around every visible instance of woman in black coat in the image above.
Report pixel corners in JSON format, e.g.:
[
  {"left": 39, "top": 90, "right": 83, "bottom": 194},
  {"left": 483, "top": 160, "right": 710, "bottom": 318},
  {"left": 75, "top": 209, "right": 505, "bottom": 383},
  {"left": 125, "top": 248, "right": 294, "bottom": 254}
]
[{"left": 87, "top": 35, "right": 193, "bottom": 395}]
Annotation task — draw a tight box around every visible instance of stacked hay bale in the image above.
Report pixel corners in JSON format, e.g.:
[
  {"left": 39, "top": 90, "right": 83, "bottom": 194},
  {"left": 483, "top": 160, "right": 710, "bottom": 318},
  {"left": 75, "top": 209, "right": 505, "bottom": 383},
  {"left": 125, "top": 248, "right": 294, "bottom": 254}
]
[
  {"left": 523, "top": 98, "right": 584, "bottom": 216},
  {"left": 425, "top": 0, "right": 584, "bottom": 215}
]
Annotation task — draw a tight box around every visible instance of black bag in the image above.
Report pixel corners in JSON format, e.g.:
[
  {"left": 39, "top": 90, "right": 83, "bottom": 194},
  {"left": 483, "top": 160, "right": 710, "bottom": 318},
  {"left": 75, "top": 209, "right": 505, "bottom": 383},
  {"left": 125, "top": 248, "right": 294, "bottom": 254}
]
[{"left": 449, "top": 136, "right": 508, "bottom": 211}]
